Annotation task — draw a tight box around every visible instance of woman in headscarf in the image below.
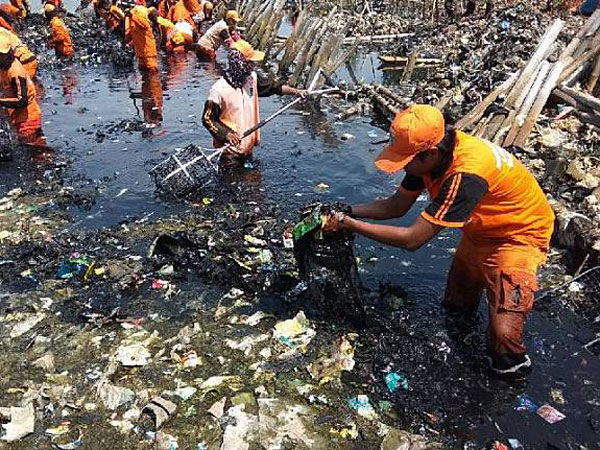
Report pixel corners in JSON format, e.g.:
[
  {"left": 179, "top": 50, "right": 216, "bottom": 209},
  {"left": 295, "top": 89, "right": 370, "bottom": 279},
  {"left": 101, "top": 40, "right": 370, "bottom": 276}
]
[{"left": 202, "top": 40, "right": 305, "bottom": 165}]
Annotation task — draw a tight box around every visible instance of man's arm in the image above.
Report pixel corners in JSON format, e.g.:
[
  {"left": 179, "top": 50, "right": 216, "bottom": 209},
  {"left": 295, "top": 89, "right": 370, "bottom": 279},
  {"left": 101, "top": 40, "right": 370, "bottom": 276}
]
[
  {"left": 0, "top": 76, "right": 28, "bottom": 109},
  {"left": 340, "top": 214, "right": 441, "bottom": 251}
]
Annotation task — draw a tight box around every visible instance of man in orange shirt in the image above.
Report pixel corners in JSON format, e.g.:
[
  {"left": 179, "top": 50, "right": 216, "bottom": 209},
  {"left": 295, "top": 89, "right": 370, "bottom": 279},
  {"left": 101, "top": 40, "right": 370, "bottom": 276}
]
[
  {"left": 9, "top": 0, "right": 29, "bottom": 17},
  {"left": 45, "top": 4, "right": 74, "bottom": 59},
  {"left": 166, "top": 0, "right": 196, "bottom": 33},
  {"left": 124, "top": 5, "right": 158, "bottom": 71},
  {"left": 0, "top": 35, "right": 44, "bottom": 145},
  {"left": 325, "top": 104, "right": 554, "bottom": 376},
  {"left": 0, "top": 27, "right": 37, "bottom": 79}
]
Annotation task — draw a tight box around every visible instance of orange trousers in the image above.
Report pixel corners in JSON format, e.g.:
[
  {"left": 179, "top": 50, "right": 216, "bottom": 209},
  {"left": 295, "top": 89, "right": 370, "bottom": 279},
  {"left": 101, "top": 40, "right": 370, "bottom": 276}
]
[
  {"left": 15, "top": 118, "right": 46, "bottom": 146},
  {"left": 444, "top": 235, "right": 547, "bottom": 357},
  {"left": 23, "top": 59, "right": 37, "bottom": 80},
  {"left": 138, "top": 55, "right": 158, "bottom": 71}
]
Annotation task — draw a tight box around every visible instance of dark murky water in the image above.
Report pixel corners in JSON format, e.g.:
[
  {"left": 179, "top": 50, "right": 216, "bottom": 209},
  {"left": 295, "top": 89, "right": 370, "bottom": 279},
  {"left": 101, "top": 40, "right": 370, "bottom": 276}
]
[{"left": 1, "top": 8, "right": 599, "bottom": 448}]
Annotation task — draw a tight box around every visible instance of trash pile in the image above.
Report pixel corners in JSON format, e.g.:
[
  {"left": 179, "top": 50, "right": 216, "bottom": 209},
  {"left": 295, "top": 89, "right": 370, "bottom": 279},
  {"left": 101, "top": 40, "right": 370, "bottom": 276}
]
[{"left": 15, "top": 12, "right": 134, "bottom": 69}]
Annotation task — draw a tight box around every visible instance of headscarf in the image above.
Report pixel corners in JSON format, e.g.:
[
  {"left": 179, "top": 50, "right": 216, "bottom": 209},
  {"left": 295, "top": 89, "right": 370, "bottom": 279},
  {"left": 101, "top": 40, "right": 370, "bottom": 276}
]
[{"left": 224, "top": 50, "right": 254, "bottom": 89}]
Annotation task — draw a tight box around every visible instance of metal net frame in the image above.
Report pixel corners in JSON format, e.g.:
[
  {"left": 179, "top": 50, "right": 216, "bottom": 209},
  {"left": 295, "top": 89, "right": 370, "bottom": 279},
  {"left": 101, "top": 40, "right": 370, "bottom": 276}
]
[{"left": 149, "top": 144, "right": 222, "bottom": 197}]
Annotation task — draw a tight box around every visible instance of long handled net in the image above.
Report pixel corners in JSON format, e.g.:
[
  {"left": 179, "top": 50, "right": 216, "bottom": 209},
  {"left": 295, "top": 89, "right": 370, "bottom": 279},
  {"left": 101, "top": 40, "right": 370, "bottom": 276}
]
[{"left": 149, "top": 71, "right": 336, "bottom": 197}]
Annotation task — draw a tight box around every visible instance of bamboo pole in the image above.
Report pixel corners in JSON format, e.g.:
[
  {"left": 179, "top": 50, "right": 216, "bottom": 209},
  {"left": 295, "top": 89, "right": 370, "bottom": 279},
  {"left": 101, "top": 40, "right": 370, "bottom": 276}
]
[
  {"left": 455, "top": 73, "right": 518, "bottom": 130},
  {"left": 513, "top": 61, "right": 565, "bottom": 148},
  {"left": 401, "top": 48, "right": 419, "bottom": 83},
  {"left": 502, "top": 61, "right": 551, "bottom": 147},
  {"left": 559, "top": 85, "right": 600, "bottom": 112},
  {"left": 504, "top": 19, "right": 563, "bottom": 108},
  {"left": 586, "top": 54, "right": 600, "bottom": 93}
]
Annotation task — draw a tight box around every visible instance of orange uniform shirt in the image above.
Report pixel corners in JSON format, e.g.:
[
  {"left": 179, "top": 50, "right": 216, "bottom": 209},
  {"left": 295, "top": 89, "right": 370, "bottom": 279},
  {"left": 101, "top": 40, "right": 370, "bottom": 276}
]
[
  {"left": 49, "top": 16, "right": 74, "bottom": 57},
  {"left": 0, "top": 3, "right": 20, "bottom": 18},
  {"left": 0, "top": 27, "right": 37, "bottom": 79},
  {"left": 166, "top": 0, "right": 196, "bottom": 32},
  {"left": 125, "top": 6, "right": 158, "bottom": 69},
  {"left": 183, "top": 0, "right": 201, "bottom": 14},
  {"left": 0, "top": 59, "right": 41, "bottom": 128},
  {"left": 105, "top": 5, "right": 125, "bottom": 31},
  {"left": 406, "top": 131, "right": 554, "bottom": 250}
]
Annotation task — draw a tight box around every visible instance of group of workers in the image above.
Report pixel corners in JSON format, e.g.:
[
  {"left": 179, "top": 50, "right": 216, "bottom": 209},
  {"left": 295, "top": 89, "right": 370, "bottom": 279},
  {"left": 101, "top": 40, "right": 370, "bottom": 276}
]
[{"left": 0, "top": 0, "right": 556, "bottom": 378}]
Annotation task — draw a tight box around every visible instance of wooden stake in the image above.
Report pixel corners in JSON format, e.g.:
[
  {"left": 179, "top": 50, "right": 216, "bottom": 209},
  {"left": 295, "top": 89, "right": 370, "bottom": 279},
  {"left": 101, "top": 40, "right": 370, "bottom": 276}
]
[{"left": 513, "top": 61, "right": 565, "bottom": 148}]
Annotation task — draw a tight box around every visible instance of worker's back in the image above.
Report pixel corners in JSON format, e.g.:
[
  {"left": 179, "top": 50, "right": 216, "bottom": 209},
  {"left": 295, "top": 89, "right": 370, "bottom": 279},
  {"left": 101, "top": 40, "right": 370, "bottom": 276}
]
[{"left": 423, "top": 130, "right": 554, "bottom": 249}]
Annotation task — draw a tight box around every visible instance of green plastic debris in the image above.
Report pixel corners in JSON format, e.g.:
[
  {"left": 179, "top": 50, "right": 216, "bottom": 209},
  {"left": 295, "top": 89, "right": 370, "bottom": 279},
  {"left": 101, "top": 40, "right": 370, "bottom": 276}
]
[{"left": 293, "top": 208, "right": 323, "bottom": 241}]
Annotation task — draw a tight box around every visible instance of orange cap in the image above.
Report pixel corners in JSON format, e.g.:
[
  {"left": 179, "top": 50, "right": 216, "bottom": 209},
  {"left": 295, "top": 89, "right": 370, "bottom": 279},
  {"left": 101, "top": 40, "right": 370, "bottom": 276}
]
[
  {"left": 231, "top": 39, "right": 264, "bottom": 62},
  {"left": 225, "top": 9, "right": 241, "bottom": 22},
  {"left": 375, "top": 104, "right": 445, "bottom": 173},
  {"left": 43, "top": 3, "right": 55, "bottom": 13}
]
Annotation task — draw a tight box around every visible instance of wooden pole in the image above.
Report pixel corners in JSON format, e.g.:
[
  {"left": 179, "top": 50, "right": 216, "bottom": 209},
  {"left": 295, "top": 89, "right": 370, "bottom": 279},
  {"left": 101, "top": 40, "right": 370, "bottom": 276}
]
[
  {"left": 502, "top": 61, "right": 551, "bottom": 147},
  {"left": 454, "top": 73, "right": 518, "bottom": 130},
  {"left": 513, "top": 61, "right": 565, "bottom": 148},
  {"left": 586, "top": 54, "right": 600, "bottom": 93},
  {"left": 504, "top": 19, "right": 563, "bottom": 108}
]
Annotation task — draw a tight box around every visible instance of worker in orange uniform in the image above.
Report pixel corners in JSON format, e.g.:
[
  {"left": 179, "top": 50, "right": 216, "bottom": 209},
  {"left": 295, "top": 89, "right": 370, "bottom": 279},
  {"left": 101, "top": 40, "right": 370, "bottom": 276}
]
[
  {"left": 139, "top": 70, "right": 162, "bottom": 126},
  {"left": 103, "top": 0, "right": 126, "bottom": 36},
  {"left": 166, "top": 0, "right": 196, "bottom": 33},
  {"left": 0, "top": 35, "right": 44, "bottom": 145},
  {"left": 43, "top": 0, "right": 65, "bottom": 12},
  {"left": 152, "top": 10, "right": 194, "bottom": 53},
  {"left": 0, "top": 3, "right": 23, "bottom": 22},
  {"left": 195, "top": 9, "right": 241, "bottom": 60},
  {"left": 9, "top": 0, "right": 29, "bottom": 17},
  {"left": 124, "top": 5, "right": 158, "bottom": 71},
  {"left": 202, "top": 40, "right": 305, "bottom": 165},
  {"left": 45, "top": 4, "right": 75, "bottom": 59},
  {"left": 323, "top": 104, "right": 555, "bottom": 376},
  {"left": 0, "top": 27, "right": 37, "bottom": 79}
]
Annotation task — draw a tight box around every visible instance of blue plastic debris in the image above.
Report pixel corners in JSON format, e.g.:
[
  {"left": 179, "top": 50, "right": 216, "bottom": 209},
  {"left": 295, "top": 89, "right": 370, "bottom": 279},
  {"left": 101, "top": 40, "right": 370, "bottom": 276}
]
[
  {"left": 385, "top": 372, "right": 409, "bottom": 393},
  {"left": 515, "top": 394, "right": 539, "bottom": 412}
]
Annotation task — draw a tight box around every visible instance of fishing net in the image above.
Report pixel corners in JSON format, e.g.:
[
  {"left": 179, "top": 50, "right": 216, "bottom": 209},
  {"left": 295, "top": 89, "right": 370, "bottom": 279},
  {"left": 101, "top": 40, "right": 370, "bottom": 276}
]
[
  {"left": 538, "top": 265, "right": 600, "bottom": 322},
  {"left": 0, "top": 118, "right": 16, "bottom": 162},
  {"left": 149, "top": 144, "right": 222, "bottom": 197},
  {"left": 294, "top": 202, "right": 366, "bottom": 324}
]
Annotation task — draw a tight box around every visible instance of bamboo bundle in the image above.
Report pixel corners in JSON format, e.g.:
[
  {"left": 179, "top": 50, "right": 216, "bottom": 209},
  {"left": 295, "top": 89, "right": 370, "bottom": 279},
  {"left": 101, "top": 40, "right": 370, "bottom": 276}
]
[{"left": 458, "top": 11, "right": 600, "bottom": 150}]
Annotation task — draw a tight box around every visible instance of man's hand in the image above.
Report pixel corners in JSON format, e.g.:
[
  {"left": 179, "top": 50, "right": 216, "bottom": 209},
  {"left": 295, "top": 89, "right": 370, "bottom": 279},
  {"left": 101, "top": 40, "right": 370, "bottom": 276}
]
[
  {"left": 322, "top": 211, "right": 347, "bottom": 232},
  {"left": 297, "top": 89, "right": 308, "bottom": 99},
  {"left": 225, "top": 131, "right": 241, "bottom": 146}
]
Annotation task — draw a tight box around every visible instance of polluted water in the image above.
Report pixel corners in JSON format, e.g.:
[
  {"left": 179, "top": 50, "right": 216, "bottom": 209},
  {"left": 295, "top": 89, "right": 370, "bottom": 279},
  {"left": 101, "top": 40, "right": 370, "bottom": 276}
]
[{"left": 0, "top": 1, "right": 600, "bottom": 449}]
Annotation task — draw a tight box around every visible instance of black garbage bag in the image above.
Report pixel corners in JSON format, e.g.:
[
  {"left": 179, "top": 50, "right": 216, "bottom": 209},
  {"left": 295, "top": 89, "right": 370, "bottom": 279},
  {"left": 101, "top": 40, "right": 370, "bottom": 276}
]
[{"left": 294, "top": 202, "right": 366, "bottom": 325}]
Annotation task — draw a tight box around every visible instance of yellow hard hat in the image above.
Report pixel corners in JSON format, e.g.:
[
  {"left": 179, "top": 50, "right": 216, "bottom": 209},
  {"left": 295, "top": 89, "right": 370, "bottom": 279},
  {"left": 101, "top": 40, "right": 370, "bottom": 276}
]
[
  {"left": 0, "top": 35, "right": 12, "bottom": 54},
  {"left": 225, "top": 9, "right": 241, "bottom": 22},
  {"left": 43, "top": 3, "right": 56, "bottom": 13}
]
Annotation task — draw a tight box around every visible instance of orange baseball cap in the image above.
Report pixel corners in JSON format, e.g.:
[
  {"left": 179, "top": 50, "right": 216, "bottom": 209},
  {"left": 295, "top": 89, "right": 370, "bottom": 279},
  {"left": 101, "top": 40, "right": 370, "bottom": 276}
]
[
  {"left": 231, "top": 39, "right": 264, "bottom": 62},
  {"left": 225, "top": 9, "right": 242, "bottom": 22},
  {"left": 375, "top": 104, "right": 445, "bottom": 173}
]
